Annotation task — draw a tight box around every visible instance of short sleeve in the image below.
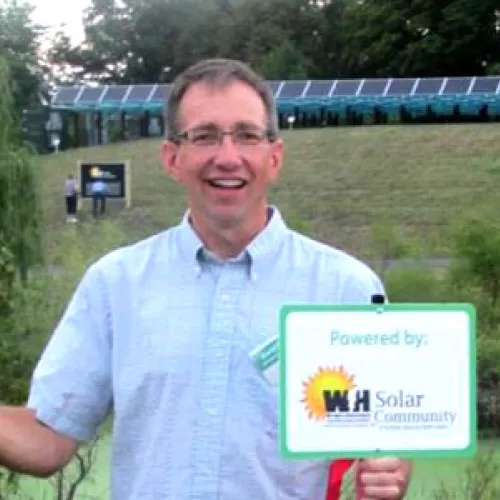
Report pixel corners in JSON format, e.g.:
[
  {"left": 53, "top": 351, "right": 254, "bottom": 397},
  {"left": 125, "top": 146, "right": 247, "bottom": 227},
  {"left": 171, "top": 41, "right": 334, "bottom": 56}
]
[
  {"left": 340, "top": 262, "right": 387, "bottom": 304},
  {"left": 27, "top": 264, "right": 112, "bottom": 442}
]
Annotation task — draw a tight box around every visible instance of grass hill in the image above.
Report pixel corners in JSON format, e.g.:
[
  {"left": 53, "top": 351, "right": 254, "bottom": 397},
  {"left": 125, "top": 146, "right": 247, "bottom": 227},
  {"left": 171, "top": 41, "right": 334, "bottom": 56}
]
[{"left": 40, "top": 123, "right": 500, "bottom": 264}]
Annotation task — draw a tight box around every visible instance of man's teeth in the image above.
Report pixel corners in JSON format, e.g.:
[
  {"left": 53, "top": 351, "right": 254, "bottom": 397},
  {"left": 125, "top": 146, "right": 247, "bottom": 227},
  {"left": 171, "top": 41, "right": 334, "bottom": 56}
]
[{"left": 209, "top": 179, "right": 246, "bottom": 188}]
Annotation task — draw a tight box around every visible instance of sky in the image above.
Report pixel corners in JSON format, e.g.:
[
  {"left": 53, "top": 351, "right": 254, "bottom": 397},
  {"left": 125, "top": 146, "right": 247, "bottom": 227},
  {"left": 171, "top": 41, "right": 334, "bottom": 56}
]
[{"left": 31, "top": 0, "right": 91, "bottom": 44}]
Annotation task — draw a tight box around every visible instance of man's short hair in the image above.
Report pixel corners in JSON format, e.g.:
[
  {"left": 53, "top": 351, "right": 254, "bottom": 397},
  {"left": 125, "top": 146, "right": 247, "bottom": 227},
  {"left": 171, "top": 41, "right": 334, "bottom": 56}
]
[{"left": 165, "top": 58, "right": 279, "bottom": 141}]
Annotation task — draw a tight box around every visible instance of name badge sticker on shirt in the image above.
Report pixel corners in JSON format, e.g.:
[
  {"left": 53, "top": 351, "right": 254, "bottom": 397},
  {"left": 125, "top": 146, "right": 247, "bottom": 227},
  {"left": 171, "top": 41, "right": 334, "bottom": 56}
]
[{"left": 250, "top": 336, "right": 279, "bottom": 385}]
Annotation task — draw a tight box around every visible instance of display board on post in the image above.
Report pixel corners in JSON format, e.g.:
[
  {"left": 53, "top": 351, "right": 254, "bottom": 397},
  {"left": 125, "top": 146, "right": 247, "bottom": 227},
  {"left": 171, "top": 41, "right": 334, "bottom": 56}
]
[
  {"left": 77, "top": 161, "right": 131, "bottom": 209},
  {"left": 278, "top": 302, "right": 477, "bottom": 460}
]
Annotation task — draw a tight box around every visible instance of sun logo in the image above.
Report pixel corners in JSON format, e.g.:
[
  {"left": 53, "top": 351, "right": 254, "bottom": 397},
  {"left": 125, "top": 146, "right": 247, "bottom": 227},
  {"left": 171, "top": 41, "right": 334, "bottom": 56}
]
[
  {"left": 90, "top": 167, "right": 101, "bottom": 178},
  {"left": 302, "top": 366, "right": 356, "bottom": 420}
]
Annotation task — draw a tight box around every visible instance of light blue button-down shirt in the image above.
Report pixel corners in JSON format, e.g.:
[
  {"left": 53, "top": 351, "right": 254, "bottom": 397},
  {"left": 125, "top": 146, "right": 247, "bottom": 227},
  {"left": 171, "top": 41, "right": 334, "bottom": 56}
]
[{"left": 28, "top": 207, "right": 384, "bottom": 500}]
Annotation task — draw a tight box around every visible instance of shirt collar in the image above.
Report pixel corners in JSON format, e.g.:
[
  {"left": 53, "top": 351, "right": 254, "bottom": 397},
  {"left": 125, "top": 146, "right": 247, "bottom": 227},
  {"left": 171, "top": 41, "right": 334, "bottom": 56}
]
[{"left": 177, "top": 206, "right": 289, "bottom": 280}]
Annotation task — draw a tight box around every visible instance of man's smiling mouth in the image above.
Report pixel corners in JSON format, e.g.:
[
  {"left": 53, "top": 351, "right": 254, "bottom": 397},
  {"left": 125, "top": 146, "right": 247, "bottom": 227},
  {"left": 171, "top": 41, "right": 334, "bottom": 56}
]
[{"left": 206, "top": 179, "right": 248, "bottom": 189}]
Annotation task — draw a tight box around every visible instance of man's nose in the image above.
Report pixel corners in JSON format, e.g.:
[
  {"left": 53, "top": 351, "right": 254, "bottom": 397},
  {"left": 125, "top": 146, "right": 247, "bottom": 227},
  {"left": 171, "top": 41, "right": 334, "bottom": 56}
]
[{"left": 213, "top": 134, "right": 242, "bottom": 164}]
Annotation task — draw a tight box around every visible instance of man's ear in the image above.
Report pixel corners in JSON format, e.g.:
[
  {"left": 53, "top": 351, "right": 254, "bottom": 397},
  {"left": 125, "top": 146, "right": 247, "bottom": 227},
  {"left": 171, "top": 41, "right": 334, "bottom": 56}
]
[
  {"left": 268, "top": 138, "right": 284, "bottom": 183},
  {"left": 161, "top": 140, "right": 181, "bottom": 181}
]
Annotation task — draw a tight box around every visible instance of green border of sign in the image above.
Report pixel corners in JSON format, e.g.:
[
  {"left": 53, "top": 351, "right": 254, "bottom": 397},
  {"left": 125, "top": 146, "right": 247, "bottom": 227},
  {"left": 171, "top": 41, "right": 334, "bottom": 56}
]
[{"left": 278, "top": 303, "right": 477, "bottom": 460}]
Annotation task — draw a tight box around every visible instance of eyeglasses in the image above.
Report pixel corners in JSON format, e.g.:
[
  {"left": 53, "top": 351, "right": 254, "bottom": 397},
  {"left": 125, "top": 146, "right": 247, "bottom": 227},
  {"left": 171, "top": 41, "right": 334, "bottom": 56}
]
[{"left": 175, "top": 125, "right": 275, "bottom": 148}]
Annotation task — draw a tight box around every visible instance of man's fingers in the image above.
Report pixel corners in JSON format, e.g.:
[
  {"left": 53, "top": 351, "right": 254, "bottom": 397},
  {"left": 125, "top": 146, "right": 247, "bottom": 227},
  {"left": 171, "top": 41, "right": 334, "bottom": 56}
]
[
  {"left": 362, "top": 484, "right": 401, "bottom": 498},
  {"left": 360, "top": 471, "right": 403, "bottom": 486},
  {"left": 358, "top": 457, "right": 402, "bottom": 472},
  {"left": 356, "top": 458, "right": 410, "bottom": 499}
]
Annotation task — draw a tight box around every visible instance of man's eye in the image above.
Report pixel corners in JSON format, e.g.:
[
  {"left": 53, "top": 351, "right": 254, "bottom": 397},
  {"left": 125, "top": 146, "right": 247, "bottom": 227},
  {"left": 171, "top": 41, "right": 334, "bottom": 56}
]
[
  {"left": 193, "top": 132, "right": 217, "bottom": 143},
  {"left": 236, "top": 131, "right": 261, "bottom": 143}
]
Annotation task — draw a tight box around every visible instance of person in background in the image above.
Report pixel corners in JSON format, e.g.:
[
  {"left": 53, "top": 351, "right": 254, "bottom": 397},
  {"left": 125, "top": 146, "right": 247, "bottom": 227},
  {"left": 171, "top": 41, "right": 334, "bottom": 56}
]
[
  {"left": 90, "top": 176, "right": 107, "bottom": 218},
  {"left": 63, "top": 174, "right": 78, "bottom": 223},
  {"left": 0, "top": 58, "right": 412, "bottom": 500}
]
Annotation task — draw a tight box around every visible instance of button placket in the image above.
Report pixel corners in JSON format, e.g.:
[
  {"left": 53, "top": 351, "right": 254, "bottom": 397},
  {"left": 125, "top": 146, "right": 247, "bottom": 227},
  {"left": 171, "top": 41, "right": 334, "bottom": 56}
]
[{"left": 189, "top": 264, "right": 245, "bottom": 498}]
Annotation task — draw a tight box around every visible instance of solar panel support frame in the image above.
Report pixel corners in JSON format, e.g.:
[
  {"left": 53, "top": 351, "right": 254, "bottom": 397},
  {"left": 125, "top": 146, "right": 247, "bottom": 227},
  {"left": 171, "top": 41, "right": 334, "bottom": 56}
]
[
  {"left": 74, "top": 86, "right": 85, "bottom": 104},
  {"left": 356, "top": 79, "right": 364, "bottom": 96},
  {"left": 328, "top": 80, "right": 338, "bottom": 98},
  {"left": 383, "top": 78, "right": 392, "bottom": 97},
  {"left": 98, "top": 85, "right": 109, "bottom": 104},
  {"left": 467, "top": 77, "right": 476, "bottom": 95},
  {"left": 147, "top": 84, "right": 158, "bottom": 102},
  {"left": 439, "top": 78, "right": 448, "bottom": 95},
  {"left": 410, "top": 78, "right": 420, "bottom": 96},
  {"left": 121, "top": 85, "right": 133, "bottom": 104},
  {"left": 301, "top": 81, "right": 311, "bottom": 98},
  {"left": 275, "top": 81, "right": 286, "bottom": 99}
]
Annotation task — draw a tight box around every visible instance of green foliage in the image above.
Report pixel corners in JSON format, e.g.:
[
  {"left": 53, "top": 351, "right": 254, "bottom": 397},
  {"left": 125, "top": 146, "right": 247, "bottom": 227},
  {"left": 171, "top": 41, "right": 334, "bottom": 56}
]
[
  {"left": 384, "top": 266, "right": 446, "bottom": 303},
  {"left": 0, "top": 244, "right": 33, "bottom": 405},
  {"left": 0, "top": 245, "right": 15, "bottom": 315},
  {"left": 47, "top": 0, "right": 500, "bottom": 84},
  {"left": 339, "top": 0, "right": 500, "bottom": 77},
  {"left": 449, "top": 215, "right": 500, "bottom": 309},
  {"left": 0, "top": 219, "right": 125, "bottom": 497},
  {"left": 0, "top": 57, "right": 44, "bottom": 278},
  {"left": 285, "top": 215, "right": 314, "bottom": 236},
  {"left": 258, "top": 40, "right": 309, "bottom": 80},
  {"left": 368, "top": 220, "right": 413, "bottom": 278},
  {"left": 428, "top": 447, "right": 500, "bottom": 499},
  {"left": 0, "top": 0, "right": 45, "bottom": 112},
  {"left": 0, "top": 55, "right": 44, "bottom": 405}
]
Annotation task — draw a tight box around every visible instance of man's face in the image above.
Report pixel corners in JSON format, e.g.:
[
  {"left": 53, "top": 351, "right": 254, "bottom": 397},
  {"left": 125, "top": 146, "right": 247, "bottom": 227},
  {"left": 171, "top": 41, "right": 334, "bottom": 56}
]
[{"left": 162, "top": 80, "right": 283, "bottom": 229}]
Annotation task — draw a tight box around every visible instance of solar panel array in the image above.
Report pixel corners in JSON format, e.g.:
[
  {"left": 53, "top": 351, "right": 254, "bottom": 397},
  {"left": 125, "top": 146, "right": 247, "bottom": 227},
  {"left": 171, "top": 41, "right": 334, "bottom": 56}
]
[{"left": 51, "top": 76, "right": 500, "bottom": 107}]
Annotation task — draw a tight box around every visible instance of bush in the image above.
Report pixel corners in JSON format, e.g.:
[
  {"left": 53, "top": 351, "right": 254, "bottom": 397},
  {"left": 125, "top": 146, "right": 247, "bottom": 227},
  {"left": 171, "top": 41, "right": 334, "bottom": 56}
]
[
  {"left": 384, "top": 265, "right": 446, "bottom": 303},
  {"left": 428, "top": 447, "right": 500, "bottom": 499}
]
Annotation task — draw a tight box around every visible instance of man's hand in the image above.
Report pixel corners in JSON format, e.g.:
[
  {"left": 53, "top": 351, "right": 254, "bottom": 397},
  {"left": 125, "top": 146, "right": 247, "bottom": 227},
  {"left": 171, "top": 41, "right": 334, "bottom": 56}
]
[{"left": 355, "top": 457, "right": 412, "bottom": 499}]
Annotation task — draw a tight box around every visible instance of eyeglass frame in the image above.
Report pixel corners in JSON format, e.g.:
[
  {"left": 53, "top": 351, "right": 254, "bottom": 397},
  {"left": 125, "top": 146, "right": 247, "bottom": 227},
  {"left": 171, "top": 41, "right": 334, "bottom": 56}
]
[{"left": 173, "top": 123, "right": 277, "bottom": 148}]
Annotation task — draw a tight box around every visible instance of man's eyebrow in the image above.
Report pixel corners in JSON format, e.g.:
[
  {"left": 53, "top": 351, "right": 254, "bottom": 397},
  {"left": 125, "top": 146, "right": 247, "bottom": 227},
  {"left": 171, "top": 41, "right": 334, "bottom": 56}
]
[
  {"left": 188, "top": 121, "right": 219, "bottom": 130},
  {"left": 233, "top": 120, "right": 264, "bottom": 128},
  {"left": 189, "top": 120, "right": 265, "bottom": 130}
]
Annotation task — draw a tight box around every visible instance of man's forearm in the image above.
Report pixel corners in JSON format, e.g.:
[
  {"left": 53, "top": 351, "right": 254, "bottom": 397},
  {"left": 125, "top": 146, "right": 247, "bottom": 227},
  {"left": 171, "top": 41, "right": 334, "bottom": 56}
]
[{"left": 0, "top": 406, "right": 76, "bottom": 477}]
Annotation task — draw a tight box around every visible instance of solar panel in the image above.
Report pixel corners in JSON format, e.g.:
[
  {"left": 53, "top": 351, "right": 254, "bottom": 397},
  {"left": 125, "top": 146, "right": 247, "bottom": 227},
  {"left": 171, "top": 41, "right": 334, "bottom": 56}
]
[
  {"left": 278, "top": 80, "right": 308, "bottom": 99},
  {"left": 77, "top": 86, "right": 105, "bottom": 104},
  {"left": 414, "top": 78, "right": 444, "bottom": 95},
  {"left": 386, "top": 79, "right": 417, "bottom": 96},
  {"left": 126, "top": 84, "right": 155, "bottom": 102},
  {"left": 305, "top": 80, "right": 334, "bottom": 98},
  {"left": 150, "top": 85, "right": 171, "bottom": 102},
  {"left": 442, "top": 77, "right": 472, "bottom": 94},
  {"left": 266, "top": 81, "right": 281, "bottom": 97},
  {"left": 102, "top": 85, "right": 129, "bottom": 103},
  {"left": 470, "top": 76, "right": 500, "bottom": 94},
  {"left": 52, "top": 87, "right": 81, "bottom": 105},
  {"left": 359, "top": 79, "right": 388, "bottom": 96},
  {"left": 332, "top": 80, "right": 362, "bottom": 96}
]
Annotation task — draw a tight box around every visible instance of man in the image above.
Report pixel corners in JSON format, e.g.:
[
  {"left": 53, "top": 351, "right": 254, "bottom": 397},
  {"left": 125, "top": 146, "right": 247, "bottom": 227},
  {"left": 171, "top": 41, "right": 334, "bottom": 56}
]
[
  {"left": 90, "top": 175, "right": 107, "bottom": 218},
  {"left": 0, "top": 59, "right": 411, "bottom": 499}
]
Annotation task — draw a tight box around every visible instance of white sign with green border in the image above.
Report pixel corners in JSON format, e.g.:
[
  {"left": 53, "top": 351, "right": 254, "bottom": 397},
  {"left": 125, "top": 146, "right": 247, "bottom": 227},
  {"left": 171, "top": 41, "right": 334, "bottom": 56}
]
[{"left": 278, "top": 303, "right": 477, "bottom": 460}]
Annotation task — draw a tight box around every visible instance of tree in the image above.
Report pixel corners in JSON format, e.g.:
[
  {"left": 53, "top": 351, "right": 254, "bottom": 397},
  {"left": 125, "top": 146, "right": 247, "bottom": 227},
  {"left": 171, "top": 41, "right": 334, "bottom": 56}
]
[
  {"left": 47, "top": 0, "right": 328, "bottom": 83},
  {"left": 258, "top": 40, "right": 309, "bottom": 80},
  {"left": 0, "top": 55, "right": 43, "bottom": 403},
  {"left": 48, "top": 0, "right": 219, "bottom": 83},
  {"left": 0, "top": 57, "right": 43, "bottom": 282},
  {"left": 339, "top": 0, "right": 500, "bottom": 77},
  {"left": 0, "top": 0, "right": 46, "bottom": 111}
]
